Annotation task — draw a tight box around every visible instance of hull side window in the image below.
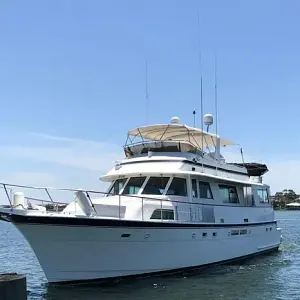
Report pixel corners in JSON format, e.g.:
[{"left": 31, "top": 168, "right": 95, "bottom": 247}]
[{"left": 150, "top": 209, "right": 174, "bottom": 220}]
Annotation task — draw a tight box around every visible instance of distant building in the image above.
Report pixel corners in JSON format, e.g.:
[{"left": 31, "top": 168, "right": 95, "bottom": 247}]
[{"left": 286, "top": 202, "right": 300, "bottom": 210}]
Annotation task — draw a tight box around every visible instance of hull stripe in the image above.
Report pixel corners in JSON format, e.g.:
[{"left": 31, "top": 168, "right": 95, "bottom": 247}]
[{"left": 1, "top": 213, "right": 277, "bottom": 228}]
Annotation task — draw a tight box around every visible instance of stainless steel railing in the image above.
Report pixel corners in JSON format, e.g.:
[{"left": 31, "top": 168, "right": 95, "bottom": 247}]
[{"left": 0, "top": 182, "right": 257, "bottom": 222}]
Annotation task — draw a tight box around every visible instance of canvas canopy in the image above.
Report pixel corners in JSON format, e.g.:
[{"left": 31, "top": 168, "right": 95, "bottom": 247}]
[{"left": 127, "top": 124, "right": 234, "bottom": 149}]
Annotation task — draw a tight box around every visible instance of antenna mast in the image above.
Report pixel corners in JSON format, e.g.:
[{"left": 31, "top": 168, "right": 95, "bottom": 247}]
[
  {"left": 145, "top": 59, "right": 149, "bottom": 124},
  {"left": 214, "top": 54, "right": 218, "bottom": 138},
  {"left": 197, "top": 13, "right": 204, "bottom": 150}
]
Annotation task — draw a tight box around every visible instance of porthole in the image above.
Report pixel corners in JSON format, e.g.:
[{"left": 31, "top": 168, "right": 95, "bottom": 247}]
[{"left": 121, "top": 233, "right": 131, "bottom": 238}]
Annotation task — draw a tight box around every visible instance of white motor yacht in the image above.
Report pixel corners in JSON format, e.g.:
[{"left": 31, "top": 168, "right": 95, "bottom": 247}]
[{"left": 0, "top": 115, "right": 282, "bottom": 284}]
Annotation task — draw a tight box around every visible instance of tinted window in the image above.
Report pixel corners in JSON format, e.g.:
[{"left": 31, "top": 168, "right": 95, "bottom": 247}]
[
  {"left": 257, "top": 188, "right": 269, "bottom": 203},
  {"left": 150, "top": 209, "right": 174, "bottom": 220},
  {"left": 199, "top": 181, "right": 213, "bottom": 199},
  {"left": 192, "top": 179, "right": 198, "bottom": 197},
  {"left": 219, "top": 185, "right": 239, "bottom": 203},
  {"left": 142, "top": 177, "right": 170, "bottom": 195},
  {"left": 121, "top": 177, "right": 146, "bottom": 195},
  {"left": 166, "top": 177, "right": 187, "bottom": 196},
  {"left": 109, "top": 178, "right": 127, "bottom": 195}
]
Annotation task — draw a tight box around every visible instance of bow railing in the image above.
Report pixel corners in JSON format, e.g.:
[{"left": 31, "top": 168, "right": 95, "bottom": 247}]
[{"left": 0, "top": 182, "right": 254, "bottom": 223}]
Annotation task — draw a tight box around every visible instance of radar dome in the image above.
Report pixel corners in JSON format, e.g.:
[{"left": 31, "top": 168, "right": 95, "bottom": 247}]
[
  {"left": 171, "top": 116, "right": 180, "bottom": 124},
  {"left": 203, "top": 114, "right": 213, "bottom": 126}
]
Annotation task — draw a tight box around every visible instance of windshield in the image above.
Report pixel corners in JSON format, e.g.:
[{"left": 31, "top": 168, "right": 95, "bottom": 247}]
[
  {"left": 108, "top": 178, "right": 127, "bottom": 195},
  {"left": 121, "top": 177, "right": 146, "bottom": 195}
]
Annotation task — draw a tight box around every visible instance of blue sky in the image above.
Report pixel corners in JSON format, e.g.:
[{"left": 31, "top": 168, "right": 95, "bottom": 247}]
[{"left": 0, "top": 0, "right": 299, "bottom": 202}]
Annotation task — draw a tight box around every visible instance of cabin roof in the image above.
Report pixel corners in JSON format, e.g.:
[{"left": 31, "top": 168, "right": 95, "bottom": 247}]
[
  {"left": 127, "top": 123, "right": 234, "bottom": 149},
  {"left": 101, "top": 169, "right": 267, "bottom": 188}
]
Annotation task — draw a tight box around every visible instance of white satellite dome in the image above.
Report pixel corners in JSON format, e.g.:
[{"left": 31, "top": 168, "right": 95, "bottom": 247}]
[
  {"left": 170, "top": 116, "right": 180, "bottom": 124},
  {"left": 203, "top": 114, "right": 213, "bottom": 126}
]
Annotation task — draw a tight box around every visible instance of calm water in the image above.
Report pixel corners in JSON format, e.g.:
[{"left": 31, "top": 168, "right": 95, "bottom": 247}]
[{"left": 0, "top": 211, "right": 299, "bottom": 300}]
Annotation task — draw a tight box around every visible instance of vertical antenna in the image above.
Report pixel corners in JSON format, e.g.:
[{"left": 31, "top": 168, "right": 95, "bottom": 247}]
[
  {"left": 193, "top": 110, "right": 196, "bottom": 127},
  {"left": 214, "top": 53, "right": 220, "bottom": 168},
  {"left": 197, "top": 13, "right": 204, "bottom": 150},
  {"left": 214, "top": 53, "right": 218, "bottom": 138},
  {"left": 145, "top": 59, "right": 149, "bottom": 124}
]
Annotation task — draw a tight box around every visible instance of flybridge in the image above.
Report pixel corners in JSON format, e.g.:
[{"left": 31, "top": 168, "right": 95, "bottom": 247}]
[
  {"left": 124, "top": 116, "right": 234, "bottom": 161},
  {"left": 126, "top": 116, "right": 234, "bottom": 149}
]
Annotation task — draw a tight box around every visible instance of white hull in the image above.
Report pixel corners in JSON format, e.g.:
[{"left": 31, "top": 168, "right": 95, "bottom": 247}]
[{"left": 16, "top": 221, "right": 281, "bottom": 283}]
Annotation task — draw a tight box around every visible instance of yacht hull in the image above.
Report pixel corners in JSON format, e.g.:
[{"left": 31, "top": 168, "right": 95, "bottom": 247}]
[{"left": 10, "top": 216, "right": 281, "bottom": 283}]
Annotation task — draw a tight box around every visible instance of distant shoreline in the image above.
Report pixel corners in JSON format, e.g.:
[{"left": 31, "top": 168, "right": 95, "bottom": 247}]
[{"left": 274, "top": 208, "right": 300, "bottom": 211}]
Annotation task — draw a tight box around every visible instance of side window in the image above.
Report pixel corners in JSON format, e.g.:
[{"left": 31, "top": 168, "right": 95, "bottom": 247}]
[
  {"left": 257, "top": 188, "right": 269, "bottom": 203},
  {"left": 257, "top": 189, "right": 264, "bottom": 202},
  {"left": 219, "top": 185, "right": 239, "bottom": 203},
  {"left": 243, "top": 186, "right": 253, "bottom": 206},
  {"left": 142, "top": 177, "right": 170, "bottom": 195},
  {"left": 108, "top": 178, "right": 127, "bottom": 195},
  {"left": 192, "top": 179, "right": 198, "bottom": 197},
  {"left": 166, "top": 177, "right": 187, "bottom": 196},
  {"left": 199, "top": 181, "right": 213, "bottom": 199},
  {"left": 121, "top": 177, "right": 146, "bottom": 195},
  {"left": 150, "top": 209, "right": 174, "bottom": 220}
]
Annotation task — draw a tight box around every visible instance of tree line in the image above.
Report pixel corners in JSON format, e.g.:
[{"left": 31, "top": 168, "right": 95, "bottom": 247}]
[{"left": 272, "top": 189, "right": 298, "bottom": 210}]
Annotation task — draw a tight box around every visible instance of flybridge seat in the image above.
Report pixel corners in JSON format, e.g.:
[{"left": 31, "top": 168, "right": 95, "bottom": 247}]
[
  {"left": 124, "top": 140, "right": 203, "bottom": 158},
  {"left": 229, "top": 162, "right": 269, "bottom": 177}
]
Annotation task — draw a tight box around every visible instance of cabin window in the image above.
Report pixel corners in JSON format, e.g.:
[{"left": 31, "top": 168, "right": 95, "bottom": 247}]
[
  {"left": 109, "top": 178, "right": 127, "bottom": 195},
  {"left": 256, "top": 188, "right": 269, "bottom": 203},
  {"left": 243, "top": 186, "right": 254, "bottom": 206},
  {"left": 192, "top": 179, "right": 198, "bottom": 197},
  {"left": 166, "top": 177, "right": 187, "bottom": 196},
  {"left": 219, "top": 185, "right": 239, "bottom": 203},
  {"left": 150, "top": 209, "right": 174, "bottom": 220},
  {"left": 142, "top": 177, "right": 170, "bottom": 195},
  {"left": 199, "top": 181, "right": 213, "bottom": 199},
  {"left": 231, "top": 229, "right": 239, "bottom": 236},
  {"left": 121, "top": 177, "right": 146, "bottom": 195}
]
